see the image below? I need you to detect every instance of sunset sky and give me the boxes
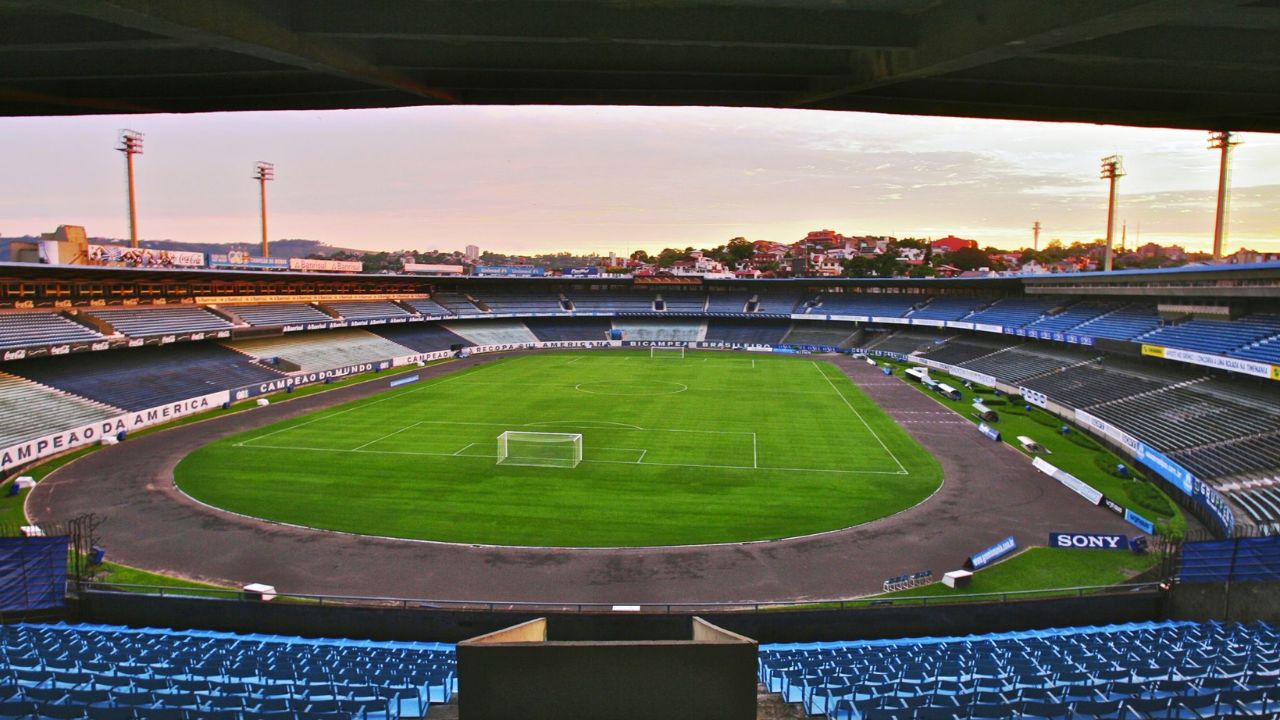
[2,105,1278,257]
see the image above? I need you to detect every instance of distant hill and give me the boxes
[0,237,362,262]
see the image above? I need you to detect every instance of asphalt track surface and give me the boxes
[28,352,1138,605]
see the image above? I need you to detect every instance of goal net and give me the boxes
[496,431,583,468]
[650,346,685,359]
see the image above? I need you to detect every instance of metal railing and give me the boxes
[77,580,1165,614]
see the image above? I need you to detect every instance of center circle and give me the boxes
[574,380,688,396]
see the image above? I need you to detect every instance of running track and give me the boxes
[28,352,1137,605]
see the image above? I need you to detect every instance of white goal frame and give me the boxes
[496,431,583,468]
[650,346,686,358]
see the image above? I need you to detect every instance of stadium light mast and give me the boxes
[117,130,144,248]
[1032,221,1041,252]
[1100,155,1125,272]
[254,161,275,257]
[1208,131,1240,260]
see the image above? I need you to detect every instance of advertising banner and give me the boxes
[1160,346,1274,380]
[391,351,454,367]
[0,390,229,472]
[1032,457,1104,505]
[475,266,545,277]
[88,244,205,268]
[563,267,601,277]
[1124,509,1155,534]
[287,258,364,273]
[403,263,465,275]
[1020,387,1048,408]
[967,536,1017,570]
[208,253,289,269]
[232,362,387,399]
[1050,532,1129,550]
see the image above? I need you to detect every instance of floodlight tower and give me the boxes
[254,161,275,257]
[1100,155,1125,272]
[1032,221,1041,252]
[1208,131,1240,260]
[117,130,144,248]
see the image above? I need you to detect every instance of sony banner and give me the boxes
[1050,532,1129,550]
[0,390,229,472]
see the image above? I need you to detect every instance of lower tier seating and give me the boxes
[779,322,859,348]
[611,319,704,342]
[369,324,474,353]
[225,330,416,373]
[0,622,455,720]
[4,344,284,411]
[0,373,122,449]
[523,317,614,342]
[440,320,538,345]
[760,621,1280,720]
[704,319,790,345]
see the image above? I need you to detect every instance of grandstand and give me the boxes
[779,321,859,349]
[704,318,790,346]
[657,292,707,313]
[1139,314,1280,357]
[5,344,283,411]
[369,323,474,353]
[86,307,233,337]
[906,296,987,322]
[705,291,753,314]
[1022,301,1115,334]
[959,345,1098,384]
[468,291,565,315]
[861,329,953,357]
[806,292,920,317]
[440,319,539,345]
[225,303,333,327]
[915,337,1017,367]
[753,292,806,315]
[0,313,102,350]
[225,329,415,372]
[323,300,412,321]
[611,318,705,342]
[963,296,1062,328]
[430,293,485,316]
[0,622,455,719]
[761,621,1280,720]
[522,317,613,342]
[400,297,453,316]
[567,290,656,313]
[1071,304,1162,341]
[0,372,121,448]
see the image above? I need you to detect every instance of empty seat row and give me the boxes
[0,313,103,350]
[86,308,233,337]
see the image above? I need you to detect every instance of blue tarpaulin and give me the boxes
[0,536,68,611]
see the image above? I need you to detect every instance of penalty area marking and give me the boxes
[812,361,908,475]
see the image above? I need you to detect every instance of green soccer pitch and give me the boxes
[174,351,943,547]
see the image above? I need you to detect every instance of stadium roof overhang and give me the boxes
[3,1,1279,131]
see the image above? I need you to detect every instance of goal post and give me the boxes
[650,346,685,359]
[496,431,583,468]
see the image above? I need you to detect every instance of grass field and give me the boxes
[176,351,942,547]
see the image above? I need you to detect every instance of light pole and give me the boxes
[118,130,144,248]
[1208,131,1240,260]
[1100,155,1125,272]
[254,161,275,257]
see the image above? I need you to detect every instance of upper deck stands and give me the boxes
[0,312,103,349]
[86,307,233,337]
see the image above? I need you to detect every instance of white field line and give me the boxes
[452,442,478,456]
[811,361,909,475]
[351,420,425,451]
[635,449,648,464]
[237,442,906,475]
[565,356,587,365]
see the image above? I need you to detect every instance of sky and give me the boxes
[2,105,1278,257]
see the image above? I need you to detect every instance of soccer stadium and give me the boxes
[2,3,1280,720]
